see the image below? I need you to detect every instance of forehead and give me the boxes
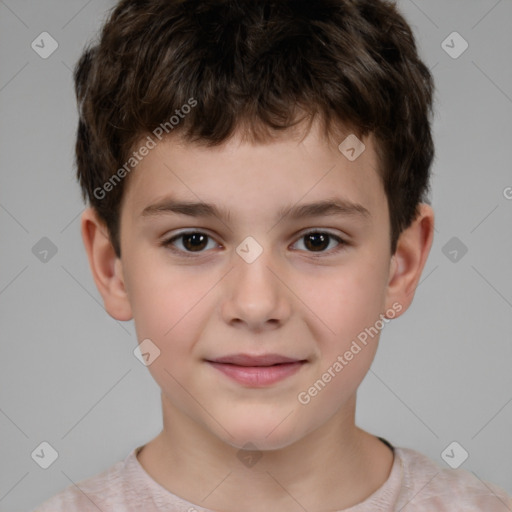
[121,121,386,224]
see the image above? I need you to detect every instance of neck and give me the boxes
[136,392,394,512]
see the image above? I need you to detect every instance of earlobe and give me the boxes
[80,208,133,321]
[384,203,435,317]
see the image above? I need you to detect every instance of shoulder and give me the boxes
[395,446,512,511]
[30,452,134,511]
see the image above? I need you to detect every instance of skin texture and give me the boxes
[81,120,434,511]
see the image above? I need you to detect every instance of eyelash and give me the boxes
[161,229,347,258]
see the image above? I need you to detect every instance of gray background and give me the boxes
[1,0,511,510]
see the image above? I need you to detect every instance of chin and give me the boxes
[214,414,306,452]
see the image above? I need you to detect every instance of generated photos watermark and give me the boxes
[93,97,198,200]
[297,301,403,405]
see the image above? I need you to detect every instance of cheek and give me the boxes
[124,253,212,341]
[294,267,386,416]
[125,258,215,390]
[294,259,388,350]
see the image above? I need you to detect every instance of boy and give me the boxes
[34,0,512,510]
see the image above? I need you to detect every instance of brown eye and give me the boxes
[304,232,330,252]
[293,230,346,255]
[161,229,346,258]
[181,233,208,251]
[162,231,218,255]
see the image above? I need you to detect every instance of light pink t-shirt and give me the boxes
[32,444,512,511]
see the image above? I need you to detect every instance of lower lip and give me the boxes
[207,361,304,386]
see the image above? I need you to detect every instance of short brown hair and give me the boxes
[74,0,435,256]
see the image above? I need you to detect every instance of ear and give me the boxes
[384,203,435,318]
[80,207,133,321]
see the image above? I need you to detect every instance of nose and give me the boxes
[221,245,292,331]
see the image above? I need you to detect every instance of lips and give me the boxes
[205,353,307,386]
[207,353,305,366]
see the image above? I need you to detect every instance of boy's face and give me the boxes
[85,121,433,450]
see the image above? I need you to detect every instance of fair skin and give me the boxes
[81,120,434,512]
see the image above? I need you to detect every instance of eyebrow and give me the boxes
[141,197,371,223]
